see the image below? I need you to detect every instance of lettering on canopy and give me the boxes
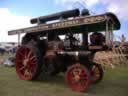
[8,15,105,35]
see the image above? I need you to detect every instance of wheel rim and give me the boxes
[15,46,38,80]
[91,64,102,84]
[65,64,90,92]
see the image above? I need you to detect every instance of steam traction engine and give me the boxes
[8,9,120,92]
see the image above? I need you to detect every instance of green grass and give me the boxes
[0,66,128,96]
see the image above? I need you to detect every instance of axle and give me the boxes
[57,51,91,57]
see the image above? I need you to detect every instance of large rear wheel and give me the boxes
[15,46,41,80]
[65,64,90,92]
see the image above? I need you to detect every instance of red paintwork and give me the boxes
[15,46,37,80]
[65,64,90,92]
[91,64,102,84]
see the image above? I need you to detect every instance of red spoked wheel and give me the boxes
[15,46,40,80]
[90,63,104,84]
[65,64,90,92]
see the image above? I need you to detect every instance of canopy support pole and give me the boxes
[18,33,20,46]
[110,24,114,47]
[105,20,109,45]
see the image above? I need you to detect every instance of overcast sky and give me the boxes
[0,0,127,42]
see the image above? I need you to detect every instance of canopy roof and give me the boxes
[8,12,120,35]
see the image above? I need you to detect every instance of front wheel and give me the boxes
[65,64,90,92]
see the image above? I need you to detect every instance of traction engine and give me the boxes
[8,8,120,92]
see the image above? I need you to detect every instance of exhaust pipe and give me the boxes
[30,9,80,24]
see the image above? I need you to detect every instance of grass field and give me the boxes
[0,65,128,96]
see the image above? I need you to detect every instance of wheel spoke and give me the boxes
[92,66,97,72]
[24,48,29,59]
[20,66,25,70]
[17,51,24,57]
[29,56,36,60]
[27,50,33,58]
[28,58,37,66]
[30,57,37,63]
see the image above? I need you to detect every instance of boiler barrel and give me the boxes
[30,9,80,24]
